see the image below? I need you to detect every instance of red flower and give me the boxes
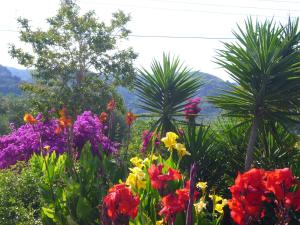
[107,99,116,111]
[265,168,293,200]
[125,112,137,126]
[229,168,300,225]
[103,183,139,221]
[159,193,184,223]
[148,164,182,190]
[159,180,199,223]
[99,112,108,123]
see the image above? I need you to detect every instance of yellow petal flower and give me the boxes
[209,194,227,214]
[175,143,191,158]
[126,167,146,190]
[130,156,144,168]
[156,219,164,225]
[161,132,178,151]
[142,154,158,165]
[194,199,206,214]
[196,181,207,191]
[43,145,51,151]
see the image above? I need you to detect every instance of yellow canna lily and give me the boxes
[209,194,227,214]
[175,143,191,158]
[196,181,207,191]
[126,167,146,190]
[130,157,144,168]
[194,198,206,214]
[161,132,178,151]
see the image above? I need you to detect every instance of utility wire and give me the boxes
[84,1,296,18]
[138,0,300,12]
[0,29,236,40]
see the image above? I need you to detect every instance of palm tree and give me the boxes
[210,18,300,171]
[135,54,202,134]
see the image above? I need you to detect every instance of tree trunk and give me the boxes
[244,117,259,171]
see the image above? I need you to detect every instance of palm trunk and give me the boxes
[244,117,259,171]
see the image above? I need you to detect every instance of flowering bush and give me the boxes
[101,131,227,225]
[229,168,300,225]
[184,97,201,120]
[0,111,119,168]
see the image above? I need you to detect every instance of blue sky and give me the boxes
[0,0,298,80]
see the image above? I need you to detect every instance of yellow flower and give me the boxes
[209,194,227,214]
[142,154,158,165]
[161,132,178,151]
[174,143,190,158]
[43,145,50,151]
[130,157,144,168]
[126,167,146,190]
[194,198,206,214]
[196,181,207,191]
[156,219,164,225]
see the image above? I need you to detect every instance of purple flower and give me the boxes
[140,130,160,153]
[0,111,120,169]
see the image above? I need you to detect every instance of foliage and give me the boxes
[9,0,137,114]
[0,161,42,225]
[30,143,123,225]
[135,54,202,134]
[0,94,29,134]
[210,18,300,170]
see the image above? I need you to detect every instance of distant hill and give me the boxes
[6,67,32,82]
[0,65,22,95]
[2,65,230,117]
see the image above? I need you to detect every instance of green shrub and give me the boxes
[0,162,42,225]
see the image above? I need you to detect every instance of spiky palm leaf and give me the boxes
[210,18,300,170]
[135,54,202,134]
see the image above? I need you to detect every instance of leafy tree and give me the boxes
[9,0,137,114]
[135,54,202,134]
[210,18,300,170]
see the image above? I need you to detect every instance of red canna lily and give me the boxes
[148,164,182,190]
[107,99,116,111]
[125,112,137,126]
[99,112,108,123]
[103,183,139,222]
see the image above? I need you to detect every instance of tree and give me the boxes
[210,18,300,171]
[9,0,137,114]
[135,54,202,134]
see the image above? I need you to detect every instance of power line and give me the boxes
[140,0,300,12]
[0,29,236,40]
[129,34,236,40]
[84,1,296,18]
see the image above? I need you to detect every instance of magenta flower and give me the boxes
[140,130,160,153]
[184,97,201,119]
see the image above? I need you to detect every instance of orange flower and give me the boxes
[99,112,108,123]
[23,113,37,124]
[125,112,137,125]
[55,108,72,134]
[107,99,116,111]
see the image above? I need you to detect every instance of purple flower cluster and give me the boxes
[140,130,160,153]
[73,111,119,155]
[0,111,119,169]
[184,97,201,119]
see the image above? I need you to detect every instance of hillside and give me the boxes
[0,65,22,95]
[2,66,230,117]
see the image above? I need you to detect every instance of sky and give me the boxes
[0,0,299,81]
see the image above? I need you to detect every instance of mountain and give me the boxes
[0,65,22,95]
[6,67,32,82]
[2,65,230,117]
